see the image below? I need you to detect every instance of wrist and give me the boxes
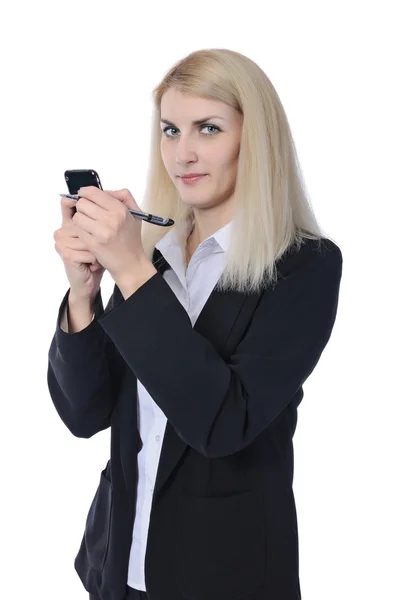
[67,292,97,333]
[68,290,98,311]
[115,260,157,299]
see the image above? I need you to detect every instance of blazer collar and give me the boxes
[119,224,298,504]
[148,223,261,500]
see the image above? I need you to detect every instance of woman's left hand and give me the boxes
[72,186,149,284]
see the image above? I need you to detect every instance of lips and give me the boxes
[179,173,206,178]
[179,174,207,183]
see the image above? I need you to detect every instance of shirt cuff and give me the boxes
[59,300,96,333]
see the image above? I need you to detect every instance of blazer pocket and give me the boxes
[84,464,113,572]
[176,490,266,600]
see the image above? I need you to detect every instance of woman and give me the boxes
[48,48,343,600]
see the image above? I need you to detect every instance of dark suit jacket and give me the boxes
[47,236,343,600]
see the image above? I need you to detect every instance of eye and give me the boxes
[162,124,221,137]
[162,126,178,137]
[202,125,220,135]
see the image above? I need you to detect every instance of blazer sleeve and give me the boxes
[98,242,343,458]
[47,286,121,438]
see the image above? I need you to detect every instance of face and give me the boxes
[160,88,243,213]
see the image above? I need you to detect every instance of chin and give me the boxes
[182,197,216,210]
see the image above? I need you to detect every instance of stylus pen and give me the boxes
[59,193,174,227]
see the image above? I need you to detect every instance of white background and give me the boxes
[1,1,396,598]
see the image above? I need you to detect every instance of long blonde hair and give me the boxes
[140,48,331,294]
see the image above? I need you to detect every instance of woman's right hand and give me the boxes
[53,197,105,300]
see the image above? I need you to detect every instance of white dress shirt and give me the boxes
[127,220,232,591]
[58,219,232,590]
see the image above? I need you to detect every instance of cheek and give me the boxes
[160,144,172,174]
[215,157,237,179]
[210,143,238,171]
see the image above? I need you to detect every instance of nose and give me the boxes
[175,135,197,166]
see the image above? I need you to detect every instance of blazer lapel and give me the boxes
[149,247,261,499]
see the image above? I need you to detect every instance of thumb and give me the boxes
[104,188,140,211]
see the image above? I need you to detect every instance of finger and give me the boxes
[59,248,98,265]
[72,211,98,236]
[104,188,129,201]
[78,186,118,211]
[53,225,86,246]
[64,236,93,251]
[104,188,139,211]
[61,196,78,226]
[75,197,105,221]
[63,223,80,238]
[103,189,121,199]
[89,262,104,272]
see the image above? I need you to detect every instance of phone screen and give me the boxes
[64,169,103,195]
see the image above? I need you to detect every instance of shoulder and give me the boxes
[277,236,342,280]
[278,238,343,266]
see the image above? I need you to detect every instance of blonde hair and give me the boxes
[140,48,332,294]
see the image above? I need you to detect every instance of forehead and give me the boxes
[160,88,233,120]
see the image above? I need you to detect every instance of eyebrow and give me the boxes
[160,116,225,126]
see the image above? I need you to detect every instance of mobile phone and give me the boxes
[60,169,175,227]
[64,169,103,195]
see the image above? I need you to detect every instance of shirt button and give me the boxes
[155,435,160,442]
[150,488,154,494]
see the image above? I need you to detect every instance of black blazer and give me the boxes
[47,236,343,600]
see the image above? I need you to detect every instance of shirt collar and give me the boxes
[155,219,232,255]
[154,219,232,284]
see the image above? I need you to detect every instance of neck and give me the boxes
[188,198,235,247]
[185,217,232,269]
